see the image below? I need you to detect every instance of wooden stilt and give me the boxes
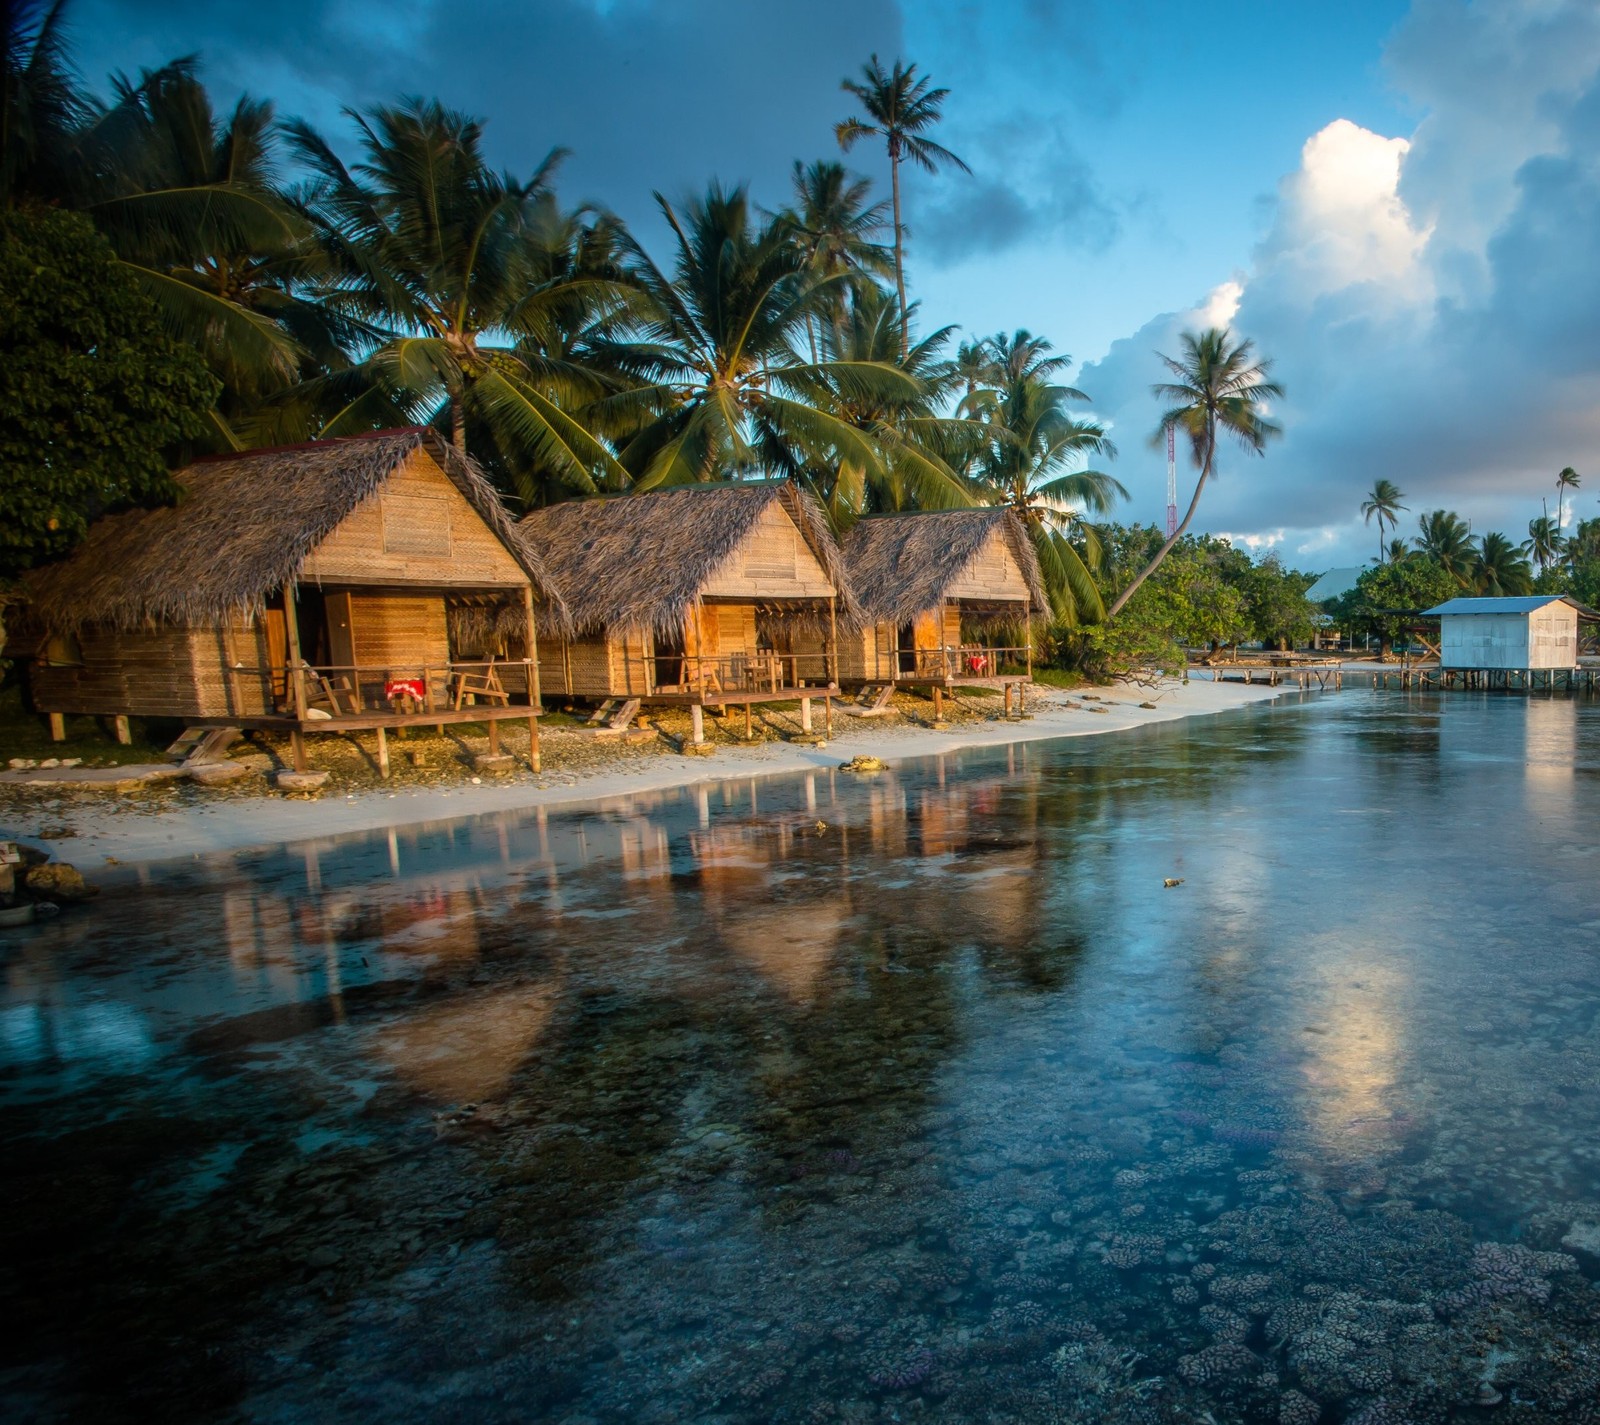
[1018,682,1026,714]
[112,714,131,745]
[489,719,501,756]
[1004,684,1013,718]
[824,696,832,738]
[744,702,753,740]
[800,696,813,733]
[691,704,705,745]
[376,725,389,779]
[933,685,943,720]
[281,580,308,722]
[528,716,541,772]
[47,712,65,742]
[291,730,308,773]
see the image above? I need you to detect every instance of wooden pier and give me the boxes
[1364,663,1600,692]
[1196,655,1344,690]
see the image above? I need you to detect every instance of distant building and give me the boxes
[1422,595,1593,670]
[1305,566,1364,603]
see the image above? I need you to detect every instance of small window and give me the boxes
[382,495,452,556]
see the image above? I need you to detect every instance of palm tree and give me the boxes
[1556,466,1581,530]
[1105,327,1283,619]
[596,182,921,491]
[288,99,628,496]
[799,283,973,521]
[836,55,968,358]
[80,64,352,439]
[1385,537,1411,565]
[783,159,892,359]
[964,336,1127,623]
[1473,530,1534,595]
[1360,479,1407,563]
[1,0,85,207]
[1415,509,1475,586]
[1524,511,1561,574]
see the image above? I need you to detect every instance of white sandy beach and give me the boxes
[3,677,1288,867]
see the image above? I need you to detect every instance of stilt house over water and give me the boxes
[24,428,564,773]
[518,480,856,743]
[842,507,1046,716]
[1423,595,1594,674]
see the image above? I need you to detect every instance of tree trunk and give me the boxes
[1106,434,1214,620]
[451,392,467,454]
[890,144,908,362]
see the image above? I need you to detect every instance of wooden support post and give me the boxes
[744,702,753,740]
[112,715,131,745]
[824,695,832,738]
[281,580,308,722]
[376,725,389,779]
[827,595,839,687]
[528,716,541,773]
[1025,600,1034,682]
[1004,684,1013,719]
[1018,682,1026,715]
[489,718,501,756]
[47,712,65,742]
[291,730,308,774]
[932,685,943,721]
[800,697,813,733]
[522,584,543,712]
[690,704,705,745]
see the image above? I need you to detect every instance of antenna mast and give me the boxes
[1165,423,1178,538]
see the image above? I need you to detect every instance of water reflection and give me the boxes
[5,694,1600,1422]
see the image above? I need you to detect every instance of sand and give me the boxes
[0,677,1288,868]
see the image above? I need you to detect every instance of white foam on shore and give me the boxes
[6,678,1288,868]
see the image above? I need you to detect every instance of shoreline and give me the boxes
[1,678,1288,869]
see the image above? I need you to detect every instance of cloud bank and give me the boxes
[1079,0,1600,568]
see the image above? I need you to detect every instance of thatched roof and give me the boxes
[844,508,1047,627]
[26,428,566,634]
[518,481,857,638]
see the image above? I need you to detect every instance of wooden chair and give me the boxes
[452,657,510,711]
[299,662,357,717]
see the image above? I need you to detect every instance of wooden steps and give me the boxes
[574,698,643,738]
[842,684,895,717]
[166,726,241,765]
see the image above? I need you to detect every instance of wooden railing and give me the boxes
[633,651,836,696]
[233,660,539,719]
[892,644,1032,680]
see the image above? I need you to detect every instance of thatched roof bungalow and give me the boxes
[517,481,854,738]
[25,428,561,771]
[841,507,1045,692]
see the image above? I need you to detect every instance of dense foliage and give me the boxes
[0,206,217,577]
[1066,525,1317,675]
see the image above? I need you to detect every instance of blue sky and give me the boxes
[73,0,1600,569]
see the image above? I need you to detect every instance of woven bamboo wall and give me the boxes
[701,503,835,600]
[300,449,528,590]
[946,528,1031,604]
[32,616,280,719]
[347,593,449,674]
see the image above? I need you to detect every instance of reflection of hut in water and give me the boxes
[689,820,853,1004]
[24,428,563,772]
[841,508,1046,714]
[518,481,857,743]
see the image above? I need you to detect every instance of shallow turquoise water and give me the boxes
[4,693,1600,1422]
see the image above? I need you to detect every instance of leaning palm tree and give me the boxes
[1556,466,1581,530]
[1415,509,1475,586]
[836,55,969,358]
[1473,530,1534,595]
[1360,479,1407,563]
[1385,537,1411,565]
[1524,512,1561,574]
[784,159,892,358]
[594,182,922,491]
[287,98,628,497]
[966,354,1126,623]
[1105,327,1283,619]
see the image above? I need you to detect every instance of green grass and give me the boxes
[1028,667,1091,691]
[0,683,177,766]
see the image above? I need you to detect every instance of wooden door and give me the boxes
[325,591,356,673]
[262,608,289,700]
[687,603,721,689]
[913,610,943,677]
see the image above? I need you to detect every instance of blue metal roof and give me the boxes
[1423,595,1578,616]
